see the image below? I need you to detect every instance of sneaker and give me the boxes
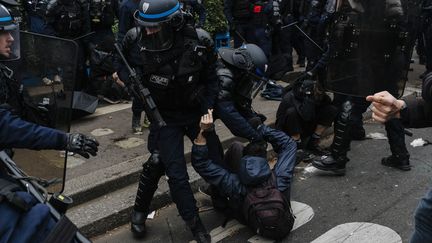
[312,155,348,175]
[132,114,142,134]
[381,155,411,171]
[142,115,151,128]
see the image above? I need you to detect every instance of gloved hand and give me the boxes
[66,133,99,159]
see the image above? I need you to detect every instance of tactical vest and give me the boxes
[325,0,413,97]
[25,0,50,18]
[47,0,85,38]
[0,64,22,113]
[232,0,253,20]
[136,25,210,112]
[89,0,115,29]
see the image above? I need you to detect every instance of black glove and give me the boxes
[66,133,99,159]
[248,117,263,130]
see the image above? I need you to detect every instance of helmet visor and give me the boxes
[0,26,19,61]
[140,23,173,51]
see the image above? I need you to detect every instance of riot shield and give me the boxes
[323,0,421,98]
[13,31,78,193]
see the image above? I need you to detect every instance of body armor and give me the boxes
[89,0,115,29]
[123,25,210,113]
[324,0,421,98]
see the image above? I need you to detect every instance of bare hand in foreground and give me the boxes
[200,109,214,132]
[366,91,406,123]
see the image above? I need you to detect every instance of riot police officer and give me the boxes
[180,0,206,28]
[117,0,139,42]
[88,0,118,43]
[310,0,416,174]
[116,0,218,242]
[215,43,268,143]
[223,0,277,57]
[24,0,91,39]
[0,5,98,241]
[420,0,432,77]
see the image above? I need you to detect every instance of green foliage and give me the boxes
[203,0,228,35]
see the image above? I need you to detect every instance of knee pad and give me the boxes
[142,151,164,179]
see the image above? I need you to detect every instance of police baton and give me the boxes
[280,21,325,52]
[234,30,247,45]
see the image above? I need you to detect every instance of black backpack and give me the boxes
[243,173,295,240]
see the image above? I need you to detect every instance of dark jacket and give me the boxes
[401,95,432,128]
[116,25,218,124]
[117,0,139,42]
[0,108,67,150]
[191,125,296,201]
[215,61,262,141]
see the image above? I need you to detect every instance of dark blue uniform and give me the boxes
[215,60,263,142]
[180,0,207,28]
[0,108,67,150]
[117,0,139,42]
[0,108,68,243]
[223,0,274,57]
[117,24,218,221]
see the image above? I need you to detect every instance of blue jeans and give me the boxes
[411,188,432,242]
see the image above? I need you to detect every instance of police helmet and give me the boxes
[0,4,19,60]
[196,28,214,49]
[133,0,183,51]
[218,44,268,77]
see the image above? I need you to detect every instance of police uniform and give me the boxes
[24,0,91,38]
[89,0,119,44]
[215,44,267,142]
[311,0,417,174]
[117,0,139,42]
[116,1,217,241]
[223,0,275,57]
[0,5,98,242]
[420,0,432,74]
[180,0,206,28]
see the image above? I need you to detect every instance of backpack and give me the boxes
[243,173,295,240]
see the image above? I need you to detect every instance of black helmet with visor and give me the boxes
[133,0,184,51]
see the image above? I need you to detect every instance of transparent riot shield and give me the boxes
[13,31,78,193]
[324,0,421,98]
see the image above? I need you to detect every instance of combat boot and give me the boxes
[131,152,164,238]
[187,216,211,243]
[131,210,147,238]
[312,154,348,175]
[384,119,411,171]
[312,100,353,175]
[382,154,411,171]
